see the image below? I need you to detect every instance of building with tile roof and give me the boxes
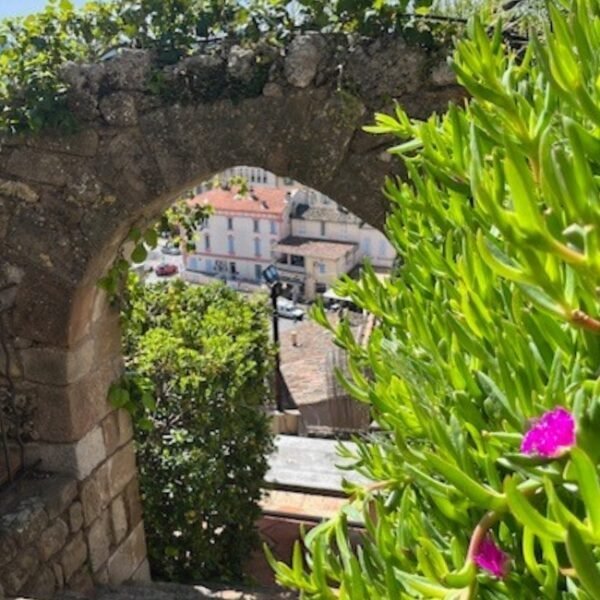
[184,186,296,283]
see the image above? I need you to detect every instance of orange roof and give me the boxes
[188,186,293,216]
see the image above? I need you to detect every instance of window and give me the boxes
[228,235,235,254]
[255,264,263,281]
[204,234,210,252]
[320,221,326,237]
[250,169,256,183]
[262,173,268,183]
[291,255,305,268]
[227,217,233,230]
[253,219,260,233]
[254,238,261,257]
[318,263,326,274]
[270,221,277,235]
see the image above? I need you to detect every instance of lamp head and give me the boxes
[262,264,280,286]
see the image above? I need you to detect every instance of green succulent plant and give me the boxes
[269,1,600,598]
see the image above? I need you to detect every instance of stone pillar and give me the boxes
[1,275,150,588]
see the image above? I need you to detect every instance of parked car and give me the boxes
[161,243,181,255]
[276,298,304,320]
[155,263,178,277]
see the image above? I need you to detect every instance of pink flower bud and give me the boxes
[474,536,510,579]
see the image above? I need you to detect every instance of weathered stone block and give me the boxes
[227,45,255,83]
[80,461,110,526]
[284,34,327,88]
[20,337,95,386]
[87,508,111,572]
[66,566,95,596]
[20,565,56,600]
[25,425,107,480]
[60,531,88,583]
[43,477,78,520]
[28,360,116,444]
[0,546,39,595]
[69,502,84,533]
[93,564,109,584]
[106,522,147,585]
[25,129,99,158]
[130,557,151,583]
[110,495,128,545]
[100,92,138,127]
[0,533,17,568]
[102,409,134,456]
[6,148,67,187]
[0,498,48,548]
[12,270,76,347]
[38,518,69,561]
[431,61,455,87]
[52,562,64,589]
[107,442,137,499]
[123,478,143,528]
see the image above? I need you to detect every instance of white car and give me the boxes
[276,298,304,320]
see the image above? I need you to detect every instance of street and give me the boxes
[140,241,309,337]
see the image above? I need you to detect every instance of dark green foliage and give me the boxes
[113,277,275,581]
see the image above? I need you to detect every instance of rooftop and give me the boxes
[189,186,296,216]
[274,236,356,260]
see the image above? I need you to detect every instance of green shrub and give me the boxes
[113,278,274,581]
[270,1,600,598]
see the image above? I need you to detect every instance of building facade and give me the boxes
[290,201,395,269]
[187,167,395,297]
[185,186,294,282]
[273,236,359,300]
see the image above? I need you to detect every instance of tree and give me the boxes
[270,1,600,597]
[112,277,275,581]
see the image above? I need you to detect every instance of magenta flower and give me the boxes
[520,407,575,458]
[474,536,510,579]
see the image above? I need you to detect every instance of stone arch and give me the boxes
[0,32,461,588]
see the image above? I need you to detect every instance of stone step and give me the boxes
[56,582,297,600]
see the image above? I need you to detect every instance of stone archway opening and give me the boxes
[125,165,389,586]
[0,31,461,595]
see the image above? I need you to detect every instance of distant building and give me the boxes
[273,236,359,300]
[185,186,294,282]
[188,167,395,295]
[290,201,395,269]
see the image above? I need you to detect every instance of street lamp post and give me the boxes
[262,264,283,412]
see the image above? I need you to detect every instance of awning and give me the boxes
[322,288,352,302]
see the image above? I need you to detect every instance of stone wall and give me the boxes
[0,422,148,598]
[0,31,462,589]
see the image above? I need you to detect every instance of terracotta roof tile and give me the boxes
[188,186,295,216]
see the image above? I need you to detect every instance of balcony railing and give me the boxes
[275,260,305,273]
